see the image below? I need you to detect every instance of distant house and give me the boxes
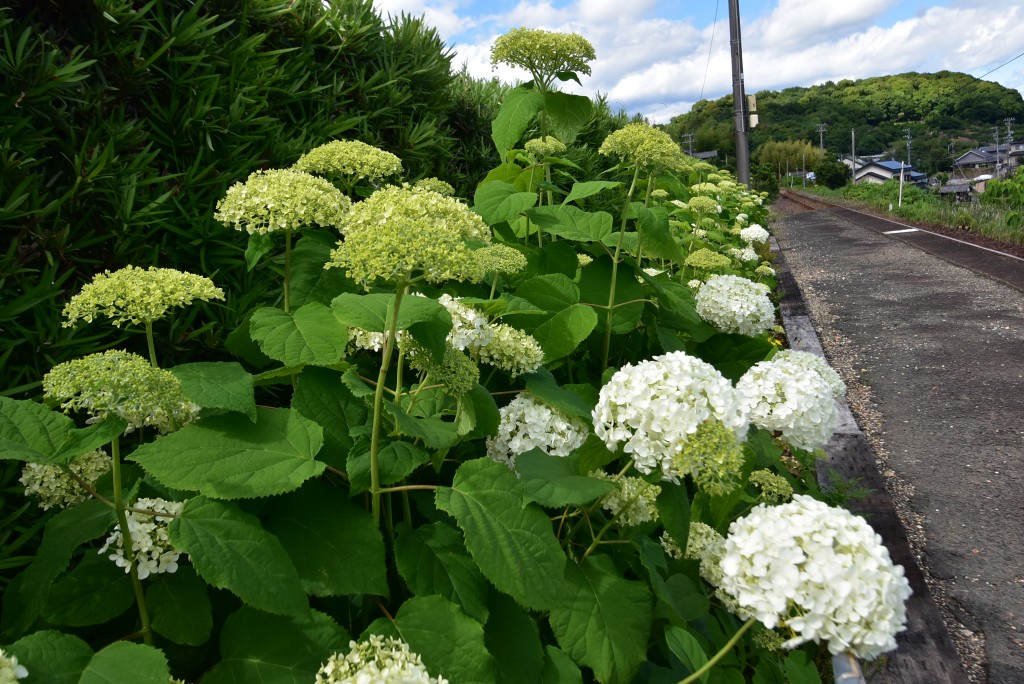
[686,150,718,161]
[954,144,1014,177]
[1009,138,1024,174]
[937,183,972,203]
[853,160,927,186]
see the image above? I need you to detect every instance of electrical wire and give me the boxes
[698,0,720,103]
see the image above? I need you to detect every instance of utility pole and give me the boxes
[680,132,695,155]
[905,128,912,166]
[728,0,750,186]
[851,128,857,175]
[994,126,1001,175]
[816,123,827,150]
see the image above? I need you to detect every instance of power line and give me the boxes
[698,0,720,103]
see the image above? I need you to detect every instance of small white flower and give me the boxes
[316,635,447,684]
[695,274,775,337]
[20,449,110,510]
[590,471,661,526]
[437,294,493,351]
[773,349,846,398]
[740,224,770,244]
[0,648,28,682]
[99,498,185,580]
[466,323,544,377]
[487,394,588,468]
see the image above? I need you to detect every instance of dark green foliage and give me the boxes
[0,0,457,396]
[812,158,851,189]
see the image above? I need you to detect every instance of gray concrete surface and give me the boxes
[772,209,1024,683]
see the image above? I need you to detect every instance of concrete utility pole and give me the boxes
[851,128,857,171]
[728,0,750,186]
[680,132,695,155]
[994,126,1001,175]
[816,122,827,150]
[905,128,912,166]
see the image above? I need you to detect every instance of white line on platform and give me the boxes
[883,228,920,234]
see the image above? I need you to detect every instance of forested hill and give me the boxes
[662,71,1024,174]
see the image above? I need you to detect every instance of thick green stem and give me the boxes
[601,165,642,368]
[144,321,158,368]
[111,438,153,645]
[369,285,407,523]
[283,229,293,314]
[679,618,757,684]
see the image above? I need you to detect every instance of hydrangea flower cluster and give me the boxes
[413,177,456,196]
[687,195,720,215]
[748,469,794,502]
[486,393,588,468]
[773,349,847,398]
[736,355,840,451]
[327,185,491,284]
[437,294,492,350]
[695,274,775,337]
[755,264,776,278]
[599,123,683,172]
[20,449,110,510]
[689,182,720,196]
[740,224,770,244]
[407,344,480,398]
[490,28,595,90]
[316,635,447,684]
[474,244,528,276]
[292,139,402,184]
[670,419,745,495]
[62,266,224,328]
[44,350,200,433]
[684,248,731,272]
[525,136,567,159]
[717,495,912,659]
[99,497,185,580]
[590,471,661,527]
[592,351,748,485]
[0,648,27,682]
[465,322,544,377]
[214,169,350,234]
[727,246,759,263]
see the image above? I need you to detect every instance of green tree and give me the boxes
[813,158,851,189]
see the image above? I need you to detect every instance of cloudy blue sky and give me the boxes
[371,0,1024,123]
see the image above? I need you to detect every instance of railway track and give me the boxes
[777,189,1024,292]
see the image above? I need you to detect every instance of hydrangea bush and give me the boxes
[0,25,907,684]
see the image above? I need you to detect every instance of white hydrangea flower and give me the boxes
[486,394,588,468]
[695,274,775,337]
[773,349,846,398]
[20,449,110,510]
[316,635,447,684]
[736,356,839,451]
[466,323,544,377]
[99,498,185,580]
[687,279,703,290]
[592,351,748,484]
[437,294,493,351]
[590,471,661,526]
[692,228,708,239]
[0,648,28,682]
[740,224,770,244]
[717,495,912,660]
[728,246,759,263]
[755,264,776,278]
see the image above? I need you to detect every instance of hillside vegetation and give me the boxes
[663,71,1024,174]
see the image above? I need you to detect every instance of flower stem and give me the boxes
[678,618,757,684]
[283,229,293,314]
[369,285,406,523]
[144,321,158,368]
[601,165,641,368]
[111,437,153,645]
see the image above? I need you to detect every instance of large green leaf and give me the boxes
[634,203,685,264]
[42,554,134,626]
[146,566,213,646]
[541,645,584,684]
[517,450,615,508]
[130,407,324,499]
[530,304,598,361]
[51,417,128,466]
[435,458,569,611]
[289,231,353,307]
[250,303,348,367]
[656,481,691,553]
[543,91,593,144]
[492,86,545,159]
[292,367,368,470]
[636,537,708,623]
[651,280,717,342]
[0,395,73,464]
[394,595,494,684]
[6,630,93,684]
[693,333,776,382]
[331,292,452,361]
[523,369,594,421]
[516,274,580,313]
[78,642,170,684]
[347,438,430,495]
[665,625,710,683]
[578,254,646,335]
[384,401,460,450]
[168,497,309,618]
[485,592,544,684]
[1,500,114,638]
[203,607,346,684]
[395,522,491,623]
[562,180,621,206]
[473,181,538,226]
[171,361,256,422]
[526,205,613,243]
[549,556,652,684]
[264,479,388,597]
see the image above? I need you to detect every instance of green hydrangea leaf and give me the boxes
[578,255,646,334]
[458,383,500,441]
[473,181,538,226]
[289,231,356,307]
[245,232,275,271]
[530,304,598,361]
[203,607,347,684]
[549,556,652,684]
[1,499,115,637]
[491,85,545,159]
[42,554,134,626]
[78,641,170,684]
[516,274,579,313]
[0,396,73,465]
[130,407,324,499]
[292,367,368,470]
[393,595,494,684]
[526,205,613,243]
[541,645,583,684]
[250,303,348,367]
[517,450,615,508]
[145,566,213,646]
[168,496,309,618]
[665,625,710,683]
[636,537,708,623]
[331,293,452,361]
[656,481,691,553]
[6,630,93,684]
[264,479,388,597]
[51,416,129,466]
[435,458,569,611]
[693,333,776,382]
[633,203,685,264]
[562,181,621,206]
[394,522,490,623]
[171,361,257,422]
[384,401,460,450]
[347,439,430,496]
[543,91,592,145]
[650,280,717,342]
[532,240,581,278]
[784,650,823,684]
[485,592,544,684]
[523,368,594,421]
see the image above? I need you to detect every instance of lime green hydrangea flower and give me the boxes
[62,266,224,328]
[591,471,661,527]
[44,350,199,433]
[490,27,595,90]
[413,177,456,196]
[525,136,567,159]
[326,185,492,285]
[475,243,528,275]
[293,140,403,185]
[20,448,111,510]
[408,344,480,398]
[599,123,684,172]
[749,468,794,502]
[687,195,720,215]
[690,182,720,196]
[214,169,350,235]
[670,419,745,495]
[684,248,732,271]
